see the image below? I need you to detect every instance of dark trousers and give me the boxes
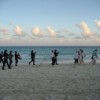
[29,58,35,65]
[0,59,3,64]
[52,57,56,65]
[15,59,18,66]
[74,59,78,64]
[2,59,10,69]
[55,57,58,65]
[9,59,13,67]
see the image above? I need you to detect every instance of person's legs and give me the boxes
[2,59,6,70]
[9,59,11,67]
[93,60,96,65]
[29,60,32,65]
[6,60,10,69]
[55,57,58,65]
[52,57,55,65]
[74,59,76,64]
[33,58,35,65]
[51,57,53,65]
[15,59,18,66]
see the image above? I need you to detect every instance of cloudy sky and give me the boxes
[0,0,100,46]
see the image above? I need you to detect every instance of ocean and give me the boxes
[0,46,100,64]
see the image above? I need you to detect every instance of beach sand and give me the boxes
[0,63,100,100]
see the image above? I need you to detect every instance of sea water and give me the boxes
[0,46,100,64]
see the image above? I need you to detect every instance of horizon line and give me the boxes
[0,45,100,47]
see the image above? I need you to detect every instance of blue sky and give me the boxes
[0,0,100,46]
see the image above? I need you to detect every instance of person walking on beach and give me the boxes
[29,50,36,65]
[54,50,59,65]
[2,50,10,70]
[9,51,14,68]
[74,51,79,64]
[90,49,98,65]
[78,49,85,64]
[0,51,3,65]
[15,51,21,66]
[51,50,55,65]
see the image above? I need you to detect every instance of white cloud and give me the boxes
[95,19,100,28]
[13,26,26,36]
[31,27,43,37]
[0,28,9,35]
[77,22,94,38]
[47,26,56,37]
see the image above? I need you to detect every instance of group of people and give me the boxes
[0,50,21,70]
[74,49,98,65]
[0,49,98,70]
[74,49,85,64]
[28,49,59,66]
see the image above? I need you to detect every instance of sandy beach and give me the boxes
[0,63,100,100]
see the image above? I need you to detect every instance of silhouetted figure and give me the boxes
[15,51,21,66]
[51,50,55,65]
[54,50,59,65]
[0,51,3,64]
[90,49,98,65]
[9,51,14,68]
[2,50,10,70]
[29,50,36,65]
[74,51,79,64]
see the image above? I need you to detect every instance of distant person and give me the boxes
[51,50,55,65]
[9,51,14,68]
[90,49,98,65]
[2,50,10,70]
[74,51,79,64]
[0,51,3,64]
[15,51,21,66]
[78,49,85,64]
[29,50,36,65]
[54,50,59,65]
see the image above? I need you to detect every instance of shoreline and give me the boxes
[9,59,100,65]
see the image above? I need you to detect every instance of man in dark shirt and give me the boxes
[9,51,14,68]
[2,50,10,70]
[54,50,59,65]
[0,51,3,64]
[29,50,36,65]
[15,51,19,66]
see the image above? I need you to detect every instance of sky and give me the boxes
[0,0,100,46]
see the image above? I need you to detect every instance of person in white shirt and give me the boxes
[78,49,85,65]
[74,51,79,64]
[51,50,55,65]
